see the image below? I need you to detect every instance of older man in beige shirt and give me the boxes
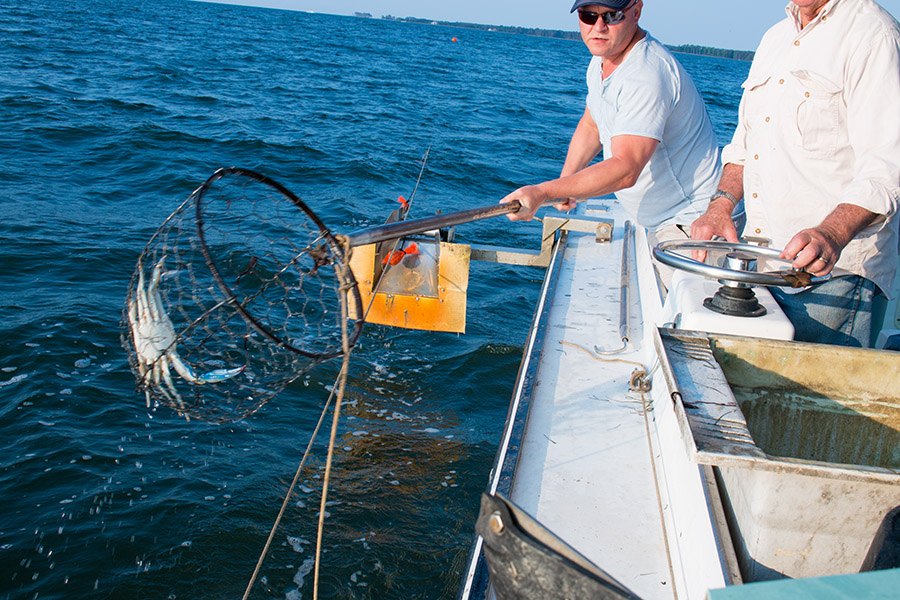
[691,0,900,347]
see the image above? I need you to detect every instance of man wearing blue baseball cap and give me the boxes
[502,0,727,262]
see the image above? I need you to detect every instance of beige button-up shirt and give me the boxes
[722,0,900,295]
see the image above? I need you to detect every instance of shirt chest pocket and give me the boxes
[790,70,844,157]
[740,74,771,132]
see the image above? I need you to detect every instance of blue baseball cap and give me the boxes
[570,0,631,12]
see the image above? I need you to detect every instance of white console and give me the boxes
[663,270,795,341]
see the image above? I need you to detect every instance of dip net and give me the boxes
[121,167,364,423]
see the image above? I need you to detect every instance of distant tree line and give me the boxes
[375,15,754,61]
[666,44,755,62]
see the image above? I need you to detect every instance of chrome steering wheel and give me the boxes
[652,240,831,288]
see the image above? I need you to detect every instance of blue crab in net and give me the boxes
[127,257,244,413]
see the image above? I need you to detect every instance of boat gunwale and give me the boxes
[457,229,570,600]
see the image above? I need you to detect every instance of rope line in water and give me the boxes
[243,232,403,599]
[242,147,431,596]
[240,372,339,600]
[313,236,355,598]
[242,235,357,600]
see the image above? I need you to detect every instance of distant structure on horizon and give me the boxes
[354,12,372,18]
[367,14,754,61]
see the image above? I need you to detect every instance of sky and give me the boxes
[196,0,900,51]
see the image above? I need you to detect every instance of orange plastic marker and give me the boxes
[383,249,405,266]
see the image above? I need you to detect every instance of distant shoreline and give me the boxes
[354,13,755,62]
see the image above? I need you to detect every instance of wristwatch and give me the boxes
[711,190,740,207]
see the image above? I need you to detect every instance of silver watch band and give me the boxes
[711,190,740,207]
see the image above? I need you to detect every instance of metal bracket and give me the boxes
[469,213,616,267]
[542,214,615,243]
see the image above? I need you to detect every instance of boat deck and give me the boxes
[463,199,900,600]
[509,203,674,600]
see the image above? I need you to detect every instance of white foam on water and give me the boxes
[286,536,309,553]
[0,373,28,387]
[286,558,315,597]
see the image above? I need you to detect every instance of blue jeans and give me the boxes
[770,275,879,347]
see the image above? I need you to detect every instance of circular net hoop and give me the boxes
[121,167,365,423]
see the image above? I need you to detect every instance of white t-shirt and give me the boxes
[585,33,722,230]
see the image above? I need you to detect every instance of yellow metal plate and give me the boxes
[348,241,470,333]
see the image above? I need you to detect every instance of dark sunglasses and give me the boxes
[578,2,635,27]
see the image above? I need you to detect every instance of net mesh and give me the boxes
[121,168,363,423]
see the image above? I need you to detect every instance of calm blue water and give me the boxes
[0,1,749,598]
